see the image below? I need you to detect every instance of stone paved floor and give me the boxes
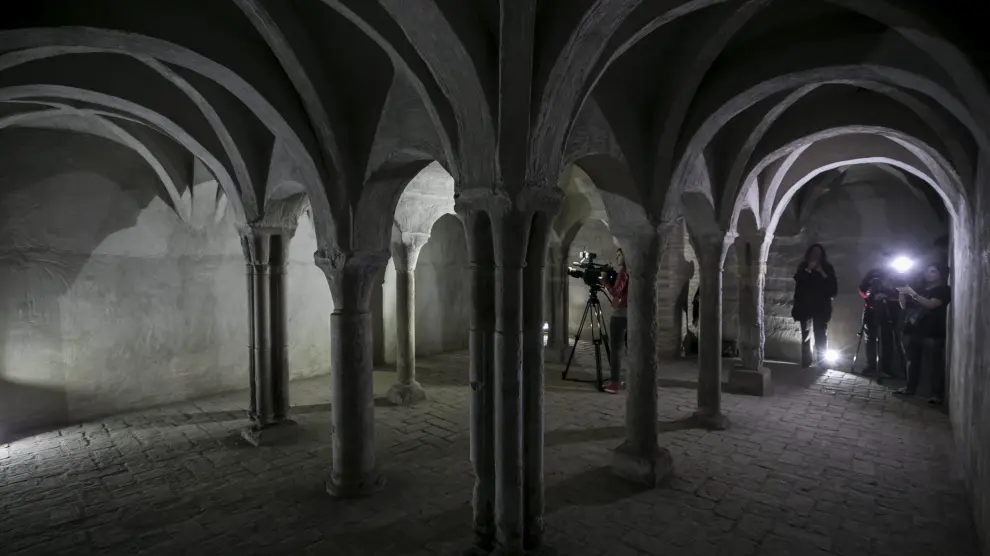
[1,345,980,555]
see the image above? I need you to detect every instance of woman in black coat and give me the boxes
[791,243,838,368]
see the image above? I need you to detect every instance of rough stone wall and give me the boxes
[566,219,615,339]
[952,157,990,552]
[0,130,333,436]
[381,214,470,362]
[763,178,946,362]
[656,218,690,358]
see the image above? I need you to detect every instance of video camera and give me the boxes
[567,251,617,290]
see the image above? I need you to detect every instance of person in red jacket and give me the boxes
[603,248,628,394]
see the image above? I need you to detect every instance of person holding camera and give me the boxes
[894,263,951,404]
[858,268,900,377]
[603,248,628,394]
[791,243,838,368]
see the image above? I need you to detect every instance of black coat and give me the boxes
[791,261,838,322]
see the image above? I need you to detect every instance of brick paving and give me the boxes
[1,344,980,555]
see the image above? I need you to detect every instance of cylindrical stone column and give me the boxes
[494,248,525,552]
[387,233,429,405]
[695,238,729,429]
[271,233,291,420]
[457,205,497,552]
[610,230,674,487]
[522,210,555,551]
[317,250,389,497]
[556,251,571,363]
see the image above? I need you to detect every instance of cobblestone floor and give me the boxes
[1,345,980,555]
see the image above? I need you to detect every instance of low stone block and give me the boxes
[727,366,773,397]
[385,381,428,406]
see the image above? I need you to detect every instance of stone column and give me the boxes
[520,193,560,552]
[556,250,571,362]
[491,208,528,554]
[386,232,430,405]
[694,236,730,430]
[728,234,772,396]
[240,226,297,446]
[457,202,497,552]
[316,249,390,497]
[610,229,675,487]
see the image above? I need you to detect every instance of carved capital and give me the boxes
[514,186,564,219]
[392,232,431,272]
[241,224,293,271]
[453,188,512,220]
[315,249,390,313]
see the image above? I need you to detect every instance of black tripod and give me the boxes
[850,301,892,384]
[561,286,611,392]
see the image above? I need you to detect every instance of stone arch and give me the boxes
[571,154,651,235]
[728,128,967,238]
[340,1,496,187]
[0,86,247,227]
[720,84,975,228]
[758,131,965,231]
[0,107,191,222]
[672,66,987,213]
[0,28,338,252]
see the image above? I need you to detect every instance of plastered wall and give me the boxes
[0,130,332,438]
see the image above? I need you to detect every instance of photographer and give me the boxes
[791,243,838,368]
[858,268,900,377]
[894,263,951,404]
[602,248,628,394]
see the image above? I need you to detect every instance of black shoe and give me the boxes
[927,396,943,405]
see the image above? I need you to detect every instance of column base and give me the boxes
[692,410,730,431]
[239,419,298,447]
[326,471,387,498]
[385,381,427,406]
[609,440,674,488]
[727,365,772,397]
[463,545,557,556]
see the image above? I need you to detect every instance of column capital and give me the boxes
[392,232,431,272]
[315,248,390,313]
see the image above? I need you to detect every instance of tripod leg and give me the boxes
[563,299,592,379]
[593,302,611,362]
[590,317,605,391]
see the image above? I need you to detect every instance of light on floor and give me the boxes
[543,322,549,347]
[824,349,840,366]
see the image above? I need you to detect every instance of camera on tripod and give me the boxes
[567,251,617,289]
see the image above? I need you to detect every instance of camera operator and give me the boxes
[602,248,628,394]
[857,268,900,377]
[893,262,951,405]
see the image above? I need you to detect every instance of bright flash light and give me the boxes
[542,322,550,332]
[823,349,840,365]
[890,256,914,274]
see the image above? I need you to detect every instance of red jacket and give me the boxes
[606,267,629,308]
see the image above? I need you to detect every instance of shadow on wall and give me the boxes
[0,129,332,440]
[568,219,615,340]
[763,177,946,362]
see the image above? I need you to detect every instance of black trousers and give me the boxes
[864,310,895,375]
[608,314,628,383]
[903,335,946,397]
[800,317,828,368]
